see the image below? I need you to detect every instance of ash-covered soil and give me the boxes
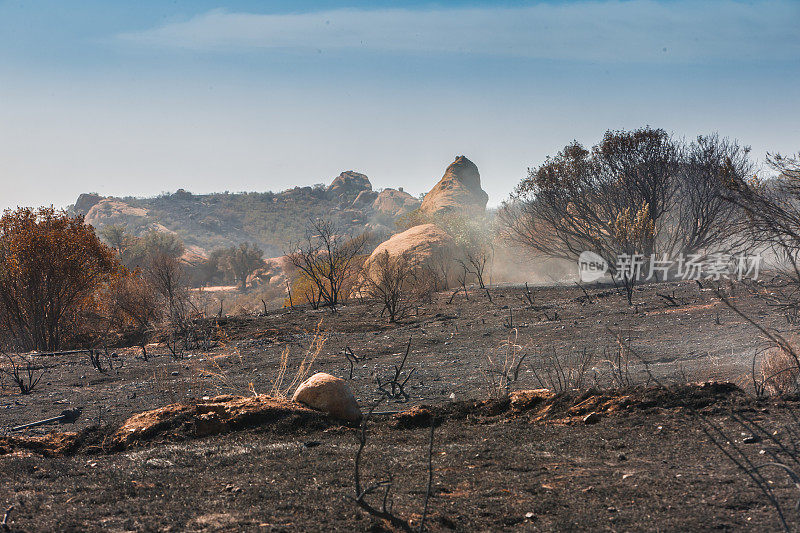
[1,280,797,531]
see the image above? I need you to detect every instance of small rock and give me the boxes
[524,512,535,520]
[743,435,761,444]
[292,372,362,422]
[583,412,601,425]
[145,458,174,469]
[617,453,627,461]
[171,371,179,376]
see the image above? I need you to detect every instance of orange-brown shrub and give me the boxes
[760,348,800,396]
[0,207,120,351]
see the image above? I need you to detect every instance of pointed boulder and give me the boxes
[419,156,488,216]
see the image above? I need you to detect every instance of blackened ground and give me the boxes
[0,280,778,435]
[0,280,796,531]
[2,401,800,531]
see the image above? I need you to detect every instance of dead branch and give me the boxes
[574,281,593,303]
[353,399,437,533]
[419,418,435,533]
[344,346,364,380]
[656,291,680,307]
[0,352,46,394]
[503,307,513,329]
[353,399,414,532]
[517,282,535,307]
[1,506,12,532]
[376,337,415,402]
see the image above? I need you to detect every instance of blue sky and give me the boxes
[0,0,798,211]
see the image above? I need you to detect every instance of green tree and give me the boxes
[98,224,130,256]
[224,242,264,291]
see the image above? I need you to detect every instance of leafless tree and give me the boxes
[284,278,293,308]
[457,248,490,290]
[500,128,752,304]
[425,248,455,291]
[287,219,367,311]
[103,270,161,360]
[364,250,417,322]
[144,251,189,324]
[450,216,494,290]
[723,152,800,317]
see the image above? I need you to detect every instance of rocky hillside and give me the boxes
[70,172,421,258]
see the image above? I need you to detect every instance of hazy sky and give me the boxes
[1,0,798,211]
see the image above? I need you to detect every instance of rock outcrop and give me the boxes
[372,188,420,218]
[419,156,488,217]
[351,189,379,208]
[327,171,372,201]
[74,193,103,216]
[71,168,422,259]
[84,198,149,228]
[363,223,457,284]
[249,255,295,289]
[292,373,362,422]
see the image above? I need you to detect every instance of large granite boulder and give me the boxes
[363,223,457,285]
[419,156,488,216]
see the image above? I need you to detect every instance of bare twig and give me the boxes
[1,506,12,532]
[503,307,513,329]
[575,281,593,303]
[0,352,46,395]
[344,346,363,380]
[353,399,414,532]
[419,417,435,533]
[376,337,415,402]
[657,291,680,307]
[518,282,535,306]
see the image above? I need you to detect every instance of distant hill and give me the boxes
[70,172,421,258]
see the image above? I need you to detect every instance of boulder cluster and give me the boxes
[363,155,488,282]
[326,170,421,219]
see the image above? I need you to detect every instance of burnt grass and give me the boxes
[2,280,800,531]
